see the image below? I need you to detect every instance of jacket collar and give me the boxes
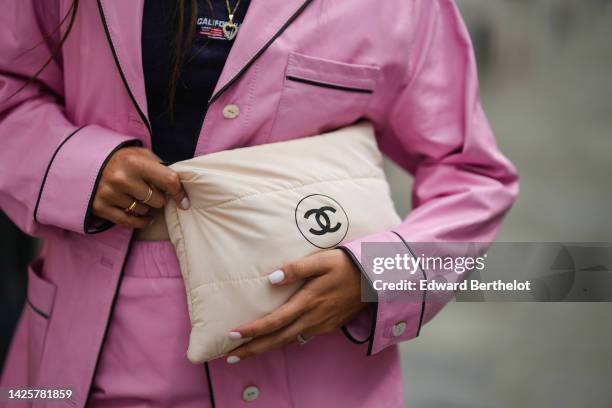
[209,0,314,103]
[97,0,314,130]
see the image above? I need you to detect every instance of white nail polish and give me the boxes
[226,355,240,364]
[267,270,285,284]
[180,197,190,210]
[228,331,242,340]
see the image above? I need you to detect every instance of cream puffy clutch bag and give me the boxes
[164,121,401,363]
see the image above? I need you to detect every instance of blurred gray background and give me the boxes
[1,0,611,407]
[385,0,612,407]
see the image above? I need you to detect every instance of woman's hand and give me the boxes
[225,249,369,364]
[92,146,189,228]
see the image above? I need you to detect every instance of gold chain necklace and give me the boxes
[222,0,242,40]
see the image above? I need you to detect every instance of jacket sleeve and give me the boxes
[339,0,519,354]
[0,1,141,237]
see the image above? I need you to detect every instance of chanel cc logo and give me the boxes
[295,194,349,249]
[304,206,342,235]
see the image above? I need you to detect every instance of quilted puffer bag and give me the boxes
[164,121,401,363]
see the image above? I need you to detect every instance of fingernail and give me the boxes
[228,331,242,340]
[267,270,285,284]
[226,355,240,364]
[180,197,190,210]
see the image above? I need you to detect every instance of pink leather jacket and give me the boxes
[0,0,518,407]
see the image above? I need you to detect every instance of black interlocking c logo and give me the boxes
[304,206,342,235]
[295,194,349,249]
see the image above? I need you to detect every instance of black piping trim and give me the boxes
[84,139,142,234]
[207,0,315,106]
[96,0,151,134]
[286,75,374,94]
[337,245,378,356]
[33,126,86,225]
[26,298,49,319]
[341,322,369,345]
[391,231,428,337]
[204,362,216,408]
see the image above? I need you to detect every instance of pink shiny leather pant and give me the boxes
[87,240,212,407]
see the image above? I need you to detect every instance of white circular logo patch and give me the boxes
[294,194,349,249]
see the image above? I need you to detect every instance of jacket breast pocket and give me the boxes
[268,52,380,142]
[25,257,57,384]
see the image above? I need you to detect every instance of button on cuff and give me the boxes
[392,321,407,337]
[242,385,260,402]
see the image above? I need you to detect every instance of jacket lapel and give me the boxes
[97,0,150,135]
[209,0,315,103]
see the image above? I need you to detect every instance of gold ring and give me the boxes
[124,200,138,214]
[140,186,153,204]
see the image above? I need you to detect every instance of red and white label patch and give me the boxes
[197,17,238,40]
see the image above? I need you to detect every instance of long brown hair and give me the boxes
[170,0,199,117]
[9,0,80,100]
[16,0,208,119]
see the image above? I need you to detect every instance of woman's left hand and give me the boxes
[225,249,368,363]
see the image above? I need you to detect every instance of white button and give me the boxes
[222,104,240,119]
[242,385,260,402]
[392,321,407,337]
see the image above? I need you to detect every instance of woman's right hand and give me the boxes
[92,146,190,228]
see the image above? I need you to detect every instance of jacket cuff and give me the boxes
[339,230,427,355]
[33,125,141,234]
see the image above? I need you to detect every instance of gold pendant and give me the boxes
[223,15,238,40]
